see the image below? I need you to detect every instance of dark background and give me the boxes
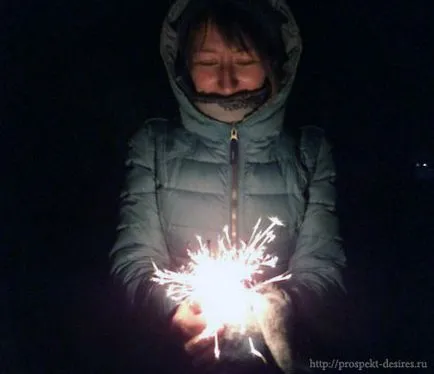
[3,0,433,372]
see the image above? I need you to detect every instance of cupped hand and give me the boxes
[171,300,206,339]
[171,300,222,367]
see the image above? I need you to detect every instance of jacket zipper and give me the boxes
[230,127,239,247]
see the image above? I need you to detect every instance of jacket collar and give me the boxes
[173,77,292,143]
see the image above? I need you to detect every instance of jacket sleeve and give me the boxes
[109,125,178,325]
[282,136,346,325]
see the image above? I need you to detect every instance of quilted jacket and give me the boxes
[110,0,346,333]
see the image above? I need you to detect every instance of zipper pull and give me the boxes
[230,128,238,165]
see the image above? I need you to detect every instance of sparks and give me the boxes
[151,217,292,361]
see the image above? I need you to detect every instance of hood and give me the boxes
[160,0,302,141]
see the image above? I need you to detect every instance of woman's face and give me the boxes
[189,22,267,96]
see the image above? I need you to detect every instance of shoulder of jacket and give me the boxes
[129,117,174,143]
[144,117,171,136]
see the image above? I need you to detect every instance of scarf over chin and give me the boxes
[187,79,272,123]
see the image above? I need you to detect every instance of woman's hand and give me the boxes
[171,300,206,339]
[171,300,221,367]
[257,285,293,373]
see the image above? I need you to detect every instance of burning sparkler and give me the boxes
[151,217,292,361]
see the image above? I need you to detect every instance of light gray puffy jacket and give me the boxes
[110,0,346,332]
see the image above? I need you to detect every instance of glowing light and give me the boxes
[152,217,291,360]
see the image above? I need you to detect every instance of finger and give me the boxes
[181,316,207,338]
[185,334,214,356]
[182,323,206,339]
[188,300,202,314]
[185,334,207,355]
[172,308,206,336]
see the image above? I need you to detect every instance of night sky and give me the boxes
[3,0,433,372]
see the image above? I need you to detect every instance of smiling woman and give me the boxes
[111,0,346,373]
[174,0,288,122]
[190,22,266,96]
[188,21,270,122]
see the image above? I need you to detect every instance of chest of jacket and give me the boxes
[152,126,308,277]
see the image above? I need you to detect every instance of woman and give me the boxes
[110,0,346,373]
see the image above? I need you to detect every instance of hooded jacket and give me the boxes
[110,0,346,343]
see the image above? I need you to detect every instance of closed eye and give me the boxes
[194,61,218,66]
[235,60,258,66]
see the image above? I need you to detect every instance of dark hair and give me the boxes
[174,0,288,87]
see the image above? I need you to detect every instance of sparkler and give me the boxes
[151,217,292,361]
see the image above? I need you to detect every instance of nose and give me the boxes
[217,65,239,95]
